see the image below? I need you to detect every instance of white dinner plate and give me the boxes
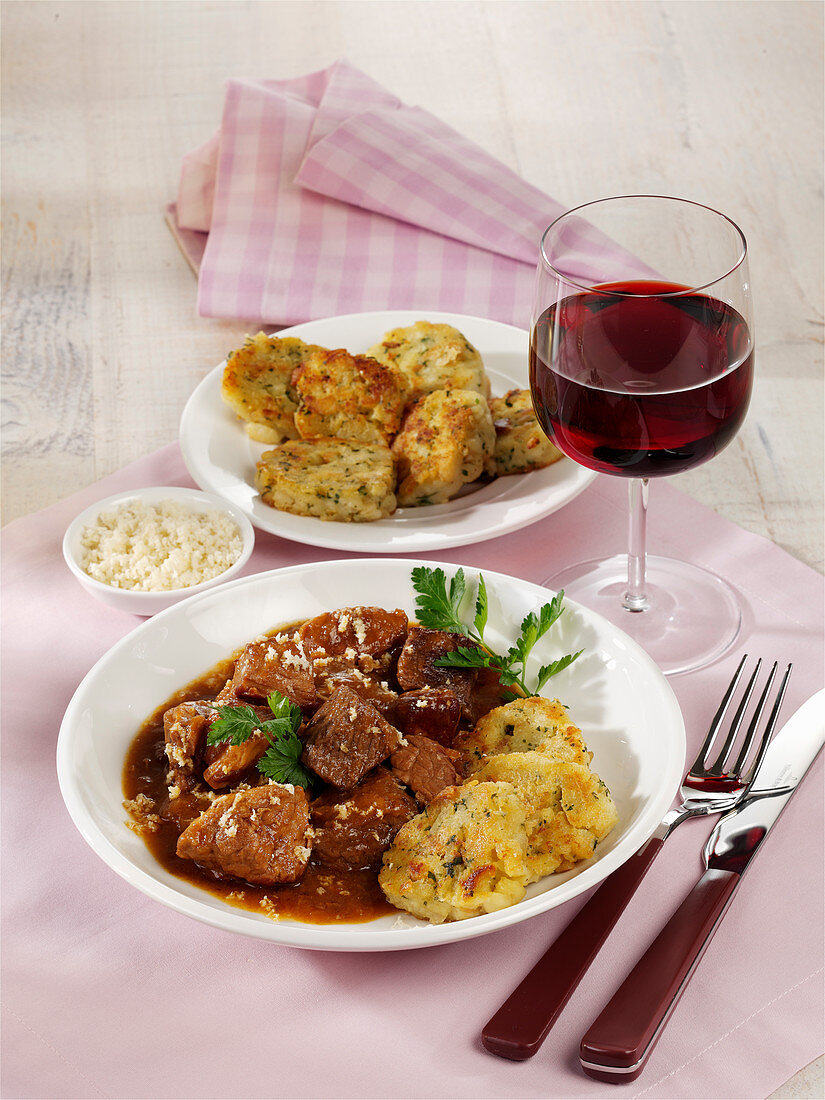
[57,558,685,952]
[179,310,596,552]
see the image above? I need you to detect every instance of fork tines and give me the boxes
[696,656,793,784]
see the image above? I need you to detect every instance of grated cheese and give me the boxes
[352,616,368,645]
[78,499,243,592]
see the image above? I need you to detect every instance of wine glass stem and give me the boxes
[624,478,650,613]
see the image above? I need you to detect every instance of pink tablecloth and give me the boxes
[2,443,823,1100]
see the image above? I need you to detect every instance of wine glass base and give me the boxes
[544,554,741,676]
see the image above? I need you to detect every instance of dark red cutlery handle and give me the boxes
[481,834,665,1060]
[579,867,740,1084]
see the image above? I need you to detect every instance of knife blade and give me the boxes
[705,688,825,874]
[579,688,825,1084]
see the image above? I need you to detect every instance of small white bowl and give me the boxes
[62,486,255,616]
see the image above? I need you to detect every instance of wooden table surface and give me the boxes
[2,1,822,1095]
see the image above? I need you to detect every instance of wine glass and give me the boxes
[529,195,753,675]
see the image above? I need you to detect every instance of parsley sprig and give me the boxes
[411,566,582,697]
[206,691,314,790]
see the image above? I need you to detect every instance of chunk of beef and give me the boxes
[214,678,240,705]
[163,701,215,792]
[311,767,418,871]
[396,626,479,719]
[199,681,273,789]
[203,731,271,789]
[159,790,211,835]
[299,607,408,664]
[301,684,402,788]
[314,656,398,715]
[471,664,507,723]
[392,688,462,747]
[176,783,312,885]
[390,734,463,803]
[232,633,318,710]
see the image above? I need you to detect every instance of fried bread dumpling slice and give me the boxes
[367,321,490,404]
[378,780,530,923]
[392,389,496,507]
[456,696,592,773]
[255,439,396,522]
[473,753,618,881]
[176,783,312,885]
[292,347,406,445]
[489,389,564,475]
[220,332,322,444]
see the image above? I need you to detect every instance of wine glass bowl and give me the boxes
[530,281,754,479]
[529,197,754,675]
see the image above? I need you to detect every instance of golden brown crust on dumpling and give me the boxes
[473,753,618,881]
[255,438,396,522]
[391,389,496,507]
[368,321,490,405]
[378,780,529,923]
[292,347,406,445]
[489,389,563,475]
[220,333,322,444]
[455,696,592,773]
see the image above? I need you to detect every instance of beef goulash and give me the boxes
[124,605,617,925]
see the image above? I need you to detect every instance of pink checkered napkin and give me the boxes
[177,129,220,234]
[175,60,567,327]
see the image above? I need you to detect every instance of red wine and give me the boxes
[529,280,753,478]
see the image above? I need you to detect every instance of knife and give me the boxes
[579,688,825,1084]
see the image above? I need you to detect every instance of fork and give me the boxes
[481,655,792,1061]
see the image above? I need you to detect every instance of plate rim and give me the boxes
[178,309,596,552]
[57,556,685,953]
